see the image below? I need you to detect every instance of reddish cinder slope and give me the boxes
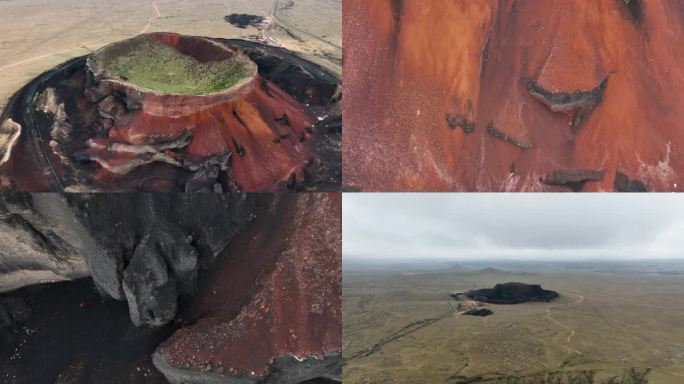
[80,33,316,191]
[153,193,341,383]
[343,0,684,191]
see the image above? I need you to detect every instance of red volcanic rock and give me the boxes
[343,0,684,191]
[153,193,341,383]
[0,33,342,192]
[78,33,316,191]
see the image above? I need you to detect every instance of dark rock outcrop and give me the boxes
[462,308,494,317]
[122,235,181,327]
[542,170,605,192]
[614,172,648,192]
[0,193,257,327]
[466,282,559,304]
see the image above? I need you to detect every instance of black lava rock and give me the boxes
[466,282,559,304]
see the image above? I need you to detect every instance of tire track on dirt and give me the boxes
[345,296,459,363]
[544,293,584,355]
[140,1,162,34]
[343,316,448,363]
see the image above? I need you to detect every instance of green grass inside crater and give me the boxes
[106,40,250,95]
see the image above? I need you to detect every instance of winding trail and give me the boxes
[544,293,584,355]
[141,1,162,34]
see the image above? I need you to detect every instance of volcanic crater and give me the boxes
[465,282,559,304]
[0,32,341,192]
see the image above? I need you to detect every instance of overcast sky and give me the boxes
[343,194,684,261]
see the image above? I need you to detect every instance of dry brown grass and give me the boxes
[343,268,684,384]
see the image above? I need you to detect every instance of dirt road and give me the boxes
[343,316,448,363]
[544,293,584,355]
[140,1,162,34]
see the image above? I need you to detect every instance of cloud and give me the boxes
[343,194,684,260]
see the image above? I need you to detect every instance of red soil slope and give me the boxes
[81,33,316,191]
[0,33,323,192]
[154,193,341,382]
[343,0,684,191]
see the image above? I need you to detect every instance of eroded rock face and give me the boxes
[154,193,342,384]
[343,0,684,191]
[0,193,257,327]
[0,194,91,293]
[122,235,181,327]
[466,283,559,304]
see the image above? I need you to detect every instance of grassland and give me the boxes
[107,40,249,94]
[343,264,684,384]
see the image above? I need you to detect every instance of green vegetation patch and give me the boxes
[106,40,250,95]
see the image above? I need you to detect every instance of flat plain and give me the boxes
[343,261,684,384]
